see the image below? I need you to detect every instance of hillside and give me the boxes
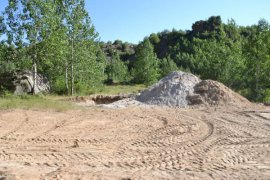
[100,40,136,62]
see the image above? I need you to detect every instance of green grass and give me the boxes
[96,84,146,95]
[0,84,147,110]
[0,94,76,111]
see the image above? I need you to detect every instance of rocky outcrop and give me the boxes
[0,70,50,95]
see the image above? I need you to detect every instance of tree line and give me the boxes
[0,1,269,102]
[102,16,270,102]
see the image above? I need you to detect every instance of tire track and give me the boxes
[0,112,29,140]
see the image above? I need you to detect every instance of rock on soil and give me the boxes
[136,71,201,107]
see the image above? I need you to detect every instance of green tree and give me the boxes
[191,16,223,39]
[159,56,178,78]
[106,52,129,83]
[243,19,270,101]
[1,0,25,73]
[193,33,245,89]
[20,0,48,94]
[132,39,159,85]
[149,33,160,44]
[0,15,5,36]
[64,0,99,95]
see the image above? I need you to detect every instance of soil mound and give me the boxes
[136,71,249,107]
[188,80,250,106]
[136,71,201,107]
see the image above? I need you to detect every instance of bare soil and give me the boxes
[0,104,270,179]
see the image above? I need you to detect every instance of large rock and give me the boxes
[136,71,201,107]
[0,70,50,95]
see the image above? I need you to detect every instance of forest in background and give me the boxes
[0,0,269,102]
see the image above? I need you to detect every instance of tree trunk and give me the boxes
[65,61,69,95]
[71,37,74,96]
[32,60,37,94]
[32,22,38,95]
[71,62,74,96]
[32,34,37,95]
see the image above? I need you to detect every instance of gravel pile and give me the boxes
[136,71,250,107]
[136,71,201,107]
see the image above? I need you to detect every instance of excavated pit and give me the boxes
[72,94,134,105]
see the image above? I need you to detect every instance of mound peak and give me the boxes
[136,71,200,107]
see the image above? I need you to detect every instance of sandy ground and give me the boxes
[0,104,270,179]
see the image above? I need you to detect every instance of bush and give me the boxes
[51,77,67,95]
[263,89,270,102]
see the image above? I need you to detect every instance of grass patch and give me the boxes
[0,84,147,110]
[0,94,77,111]
[96,84,146,95]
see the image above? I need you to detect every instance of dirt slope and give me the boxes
[188,80,250,106]
[0,105,269,179]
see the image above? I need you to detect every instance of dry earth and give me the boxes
[0,104,270,179]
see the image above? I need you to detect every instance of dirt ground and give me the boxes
[0,104,269,179]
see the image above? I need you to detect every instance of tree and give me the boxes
[193,33,245,89]
[19,0,47,94]
[191,16,223,39]
[149,33,160,44]
[243,19,270,101]
[132,39,159,85]
[105,52,129,83]
[1,0,25,73]
[64,0,99,95]
[0,0,103,96]
[159,56,178,78]
[0,15,5,36]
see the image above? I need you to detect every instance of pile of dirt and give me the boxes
[136,71,249,107]
[188,80,250,106]
[136,71,201,107]
[91,94,134,104]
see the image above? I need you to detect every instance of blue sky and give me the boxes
[1,0,270,44]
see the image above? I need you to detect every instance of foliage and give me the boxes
[1,0,102,96]
[159,56,178,78]
[105,52,129,83]
[132,39,159,85]
[193,35,245,89]
[141,16,270,101]
[243,20,270,101]
[263,89,270,102]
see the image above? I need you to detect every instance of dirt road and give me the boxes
[0,105,269,179]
